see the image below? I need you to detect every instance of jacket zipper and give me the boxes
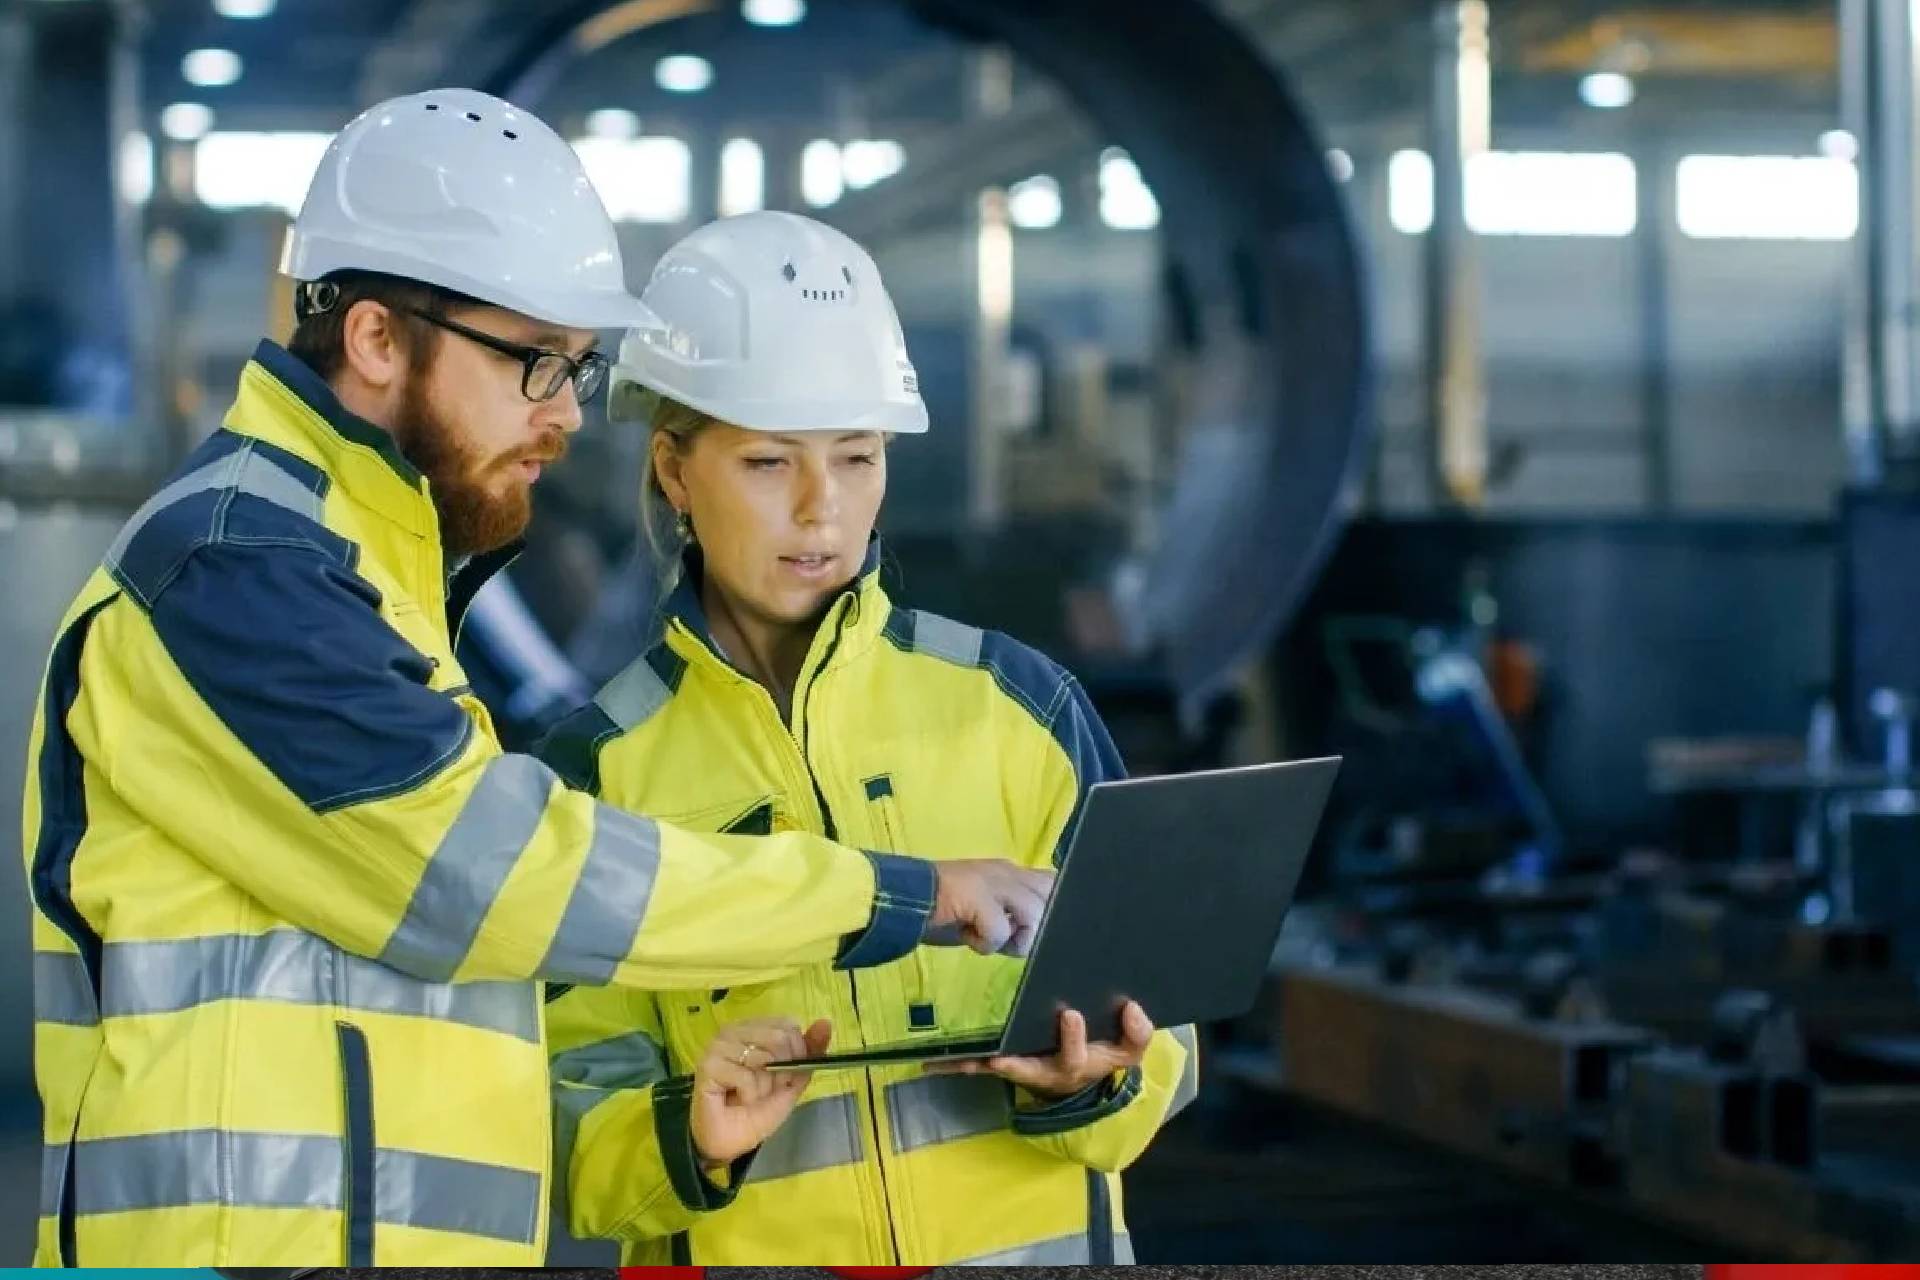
[675,600,907,1262]
[790,613,904,1264]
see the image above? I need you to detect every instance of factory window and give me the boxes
[1100,148,1160,230]
[193,131,333,213]
[573,136,692,224]
[1389,150,1435,234]
[719,138,764,216]
[1675,154,1858,241]
[802,140,845,207]
[120,131,153,205]
[799,139,905,207]
[1389,149,1638,237]
[842,139,905,189]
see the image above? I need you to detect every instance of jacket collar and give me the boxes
[235,340,436,539]
[228,341,521,625]
[660,536,889,676]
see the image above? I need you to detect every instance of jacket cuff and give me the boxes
[1011,1066,1144,1137]
[834,851,936,971]
[652,1076,757,1212]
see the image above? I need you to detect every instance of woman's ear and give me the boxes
[652,431,691,514]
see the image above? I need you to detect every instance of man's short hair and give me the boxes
[286,271,464,380]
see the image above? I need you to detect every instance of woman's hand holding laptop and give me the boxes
[932,1001,1156,1098]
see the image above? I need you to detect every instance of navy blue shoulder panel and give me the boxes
[106,432,350,608]
[884,606,1127,864]
[881,603,915,652]
[534,702,622,795]
[146,533,474,814]
[977,629,1127,784]
[649,642,690,694]
[978,633,1127,866]
[29,598,118,994]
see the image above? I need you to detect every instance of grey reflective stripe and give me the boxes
[375,1148,541,1244]
[912,612,984,668]
[65,1130,540,1243]
[99,931,539,1042]
[34,950,98,1027]
[550,1030,668,1090]
[380,754,555,982]
[106,443,324,577]
[537,806,662,985]
[745,1091,863,1184]
[72,1130,334,1214]
[105,453,237,572]
[551,1081,618,1200]
[234,445,328,524]
[1167,1024,1200,1120]
[595,656,672,730]
[954,1230,1133,1266]
[39,1144,65,1219]
[885,1073,1009,1155]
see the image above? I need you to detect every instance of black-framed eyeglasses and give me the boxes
[402,306,610,404]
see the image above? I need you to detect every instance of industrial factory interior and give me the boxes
[4,0,1919,1265]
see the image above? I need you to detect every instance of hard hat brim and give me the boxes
[609,373,929,435]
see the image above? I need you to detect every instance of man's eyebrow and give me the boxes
[529,328,600,357]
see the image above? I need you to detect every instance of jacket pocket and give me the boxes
[652,793,779,835]
[862,774,909,850]
[721,798,775,836]
[335,1021,376,1266]
[864,775,940,1026]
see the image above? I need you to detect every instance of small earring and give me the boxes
[675,509,693,542]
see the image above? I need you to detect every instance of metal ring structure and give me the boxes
[476,0,1372,710]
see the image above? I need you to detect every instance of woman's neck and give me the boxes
[700,578,819,723]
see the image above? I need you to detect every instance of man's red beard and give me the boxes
[393,375,565,558]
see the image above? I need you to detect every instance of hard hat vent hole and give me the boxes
[781,263,797,283]
[425,103,440,111]
[465,111,482,122]
[503,130,518,140]
[842,266,853,284]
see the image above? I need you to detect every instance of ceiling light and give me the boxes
[1579,71,1634,110]
[585,108,640,140]
[160,102,215,141]
[742,0,805,26]
[656,55,713,94]
[1819,129,1859,162]
[183,48,243,88]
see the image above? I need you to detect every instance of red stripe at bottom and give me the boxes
[1708,1269,1920,1280]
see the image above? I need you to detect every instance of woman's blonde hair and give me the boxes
[634,390,717,590]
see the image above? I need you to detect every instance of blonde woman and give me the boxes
[540,211,1197,1266]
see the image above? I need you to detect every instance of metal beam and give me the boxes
[1276,963,1652,1188]
[1425,0,1490,510]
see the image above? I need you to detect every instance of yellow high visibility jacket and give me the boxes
[21,343,933,1267]
[541,550,1199,1266]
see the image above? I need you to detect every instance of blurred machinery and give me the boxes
[1250,495,1920,1261]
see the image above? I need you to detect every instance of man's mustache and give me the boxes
[503,434,568,468]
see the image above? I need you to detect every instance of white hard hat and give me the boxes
[281,88,658,332]
[612,211,927,434]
